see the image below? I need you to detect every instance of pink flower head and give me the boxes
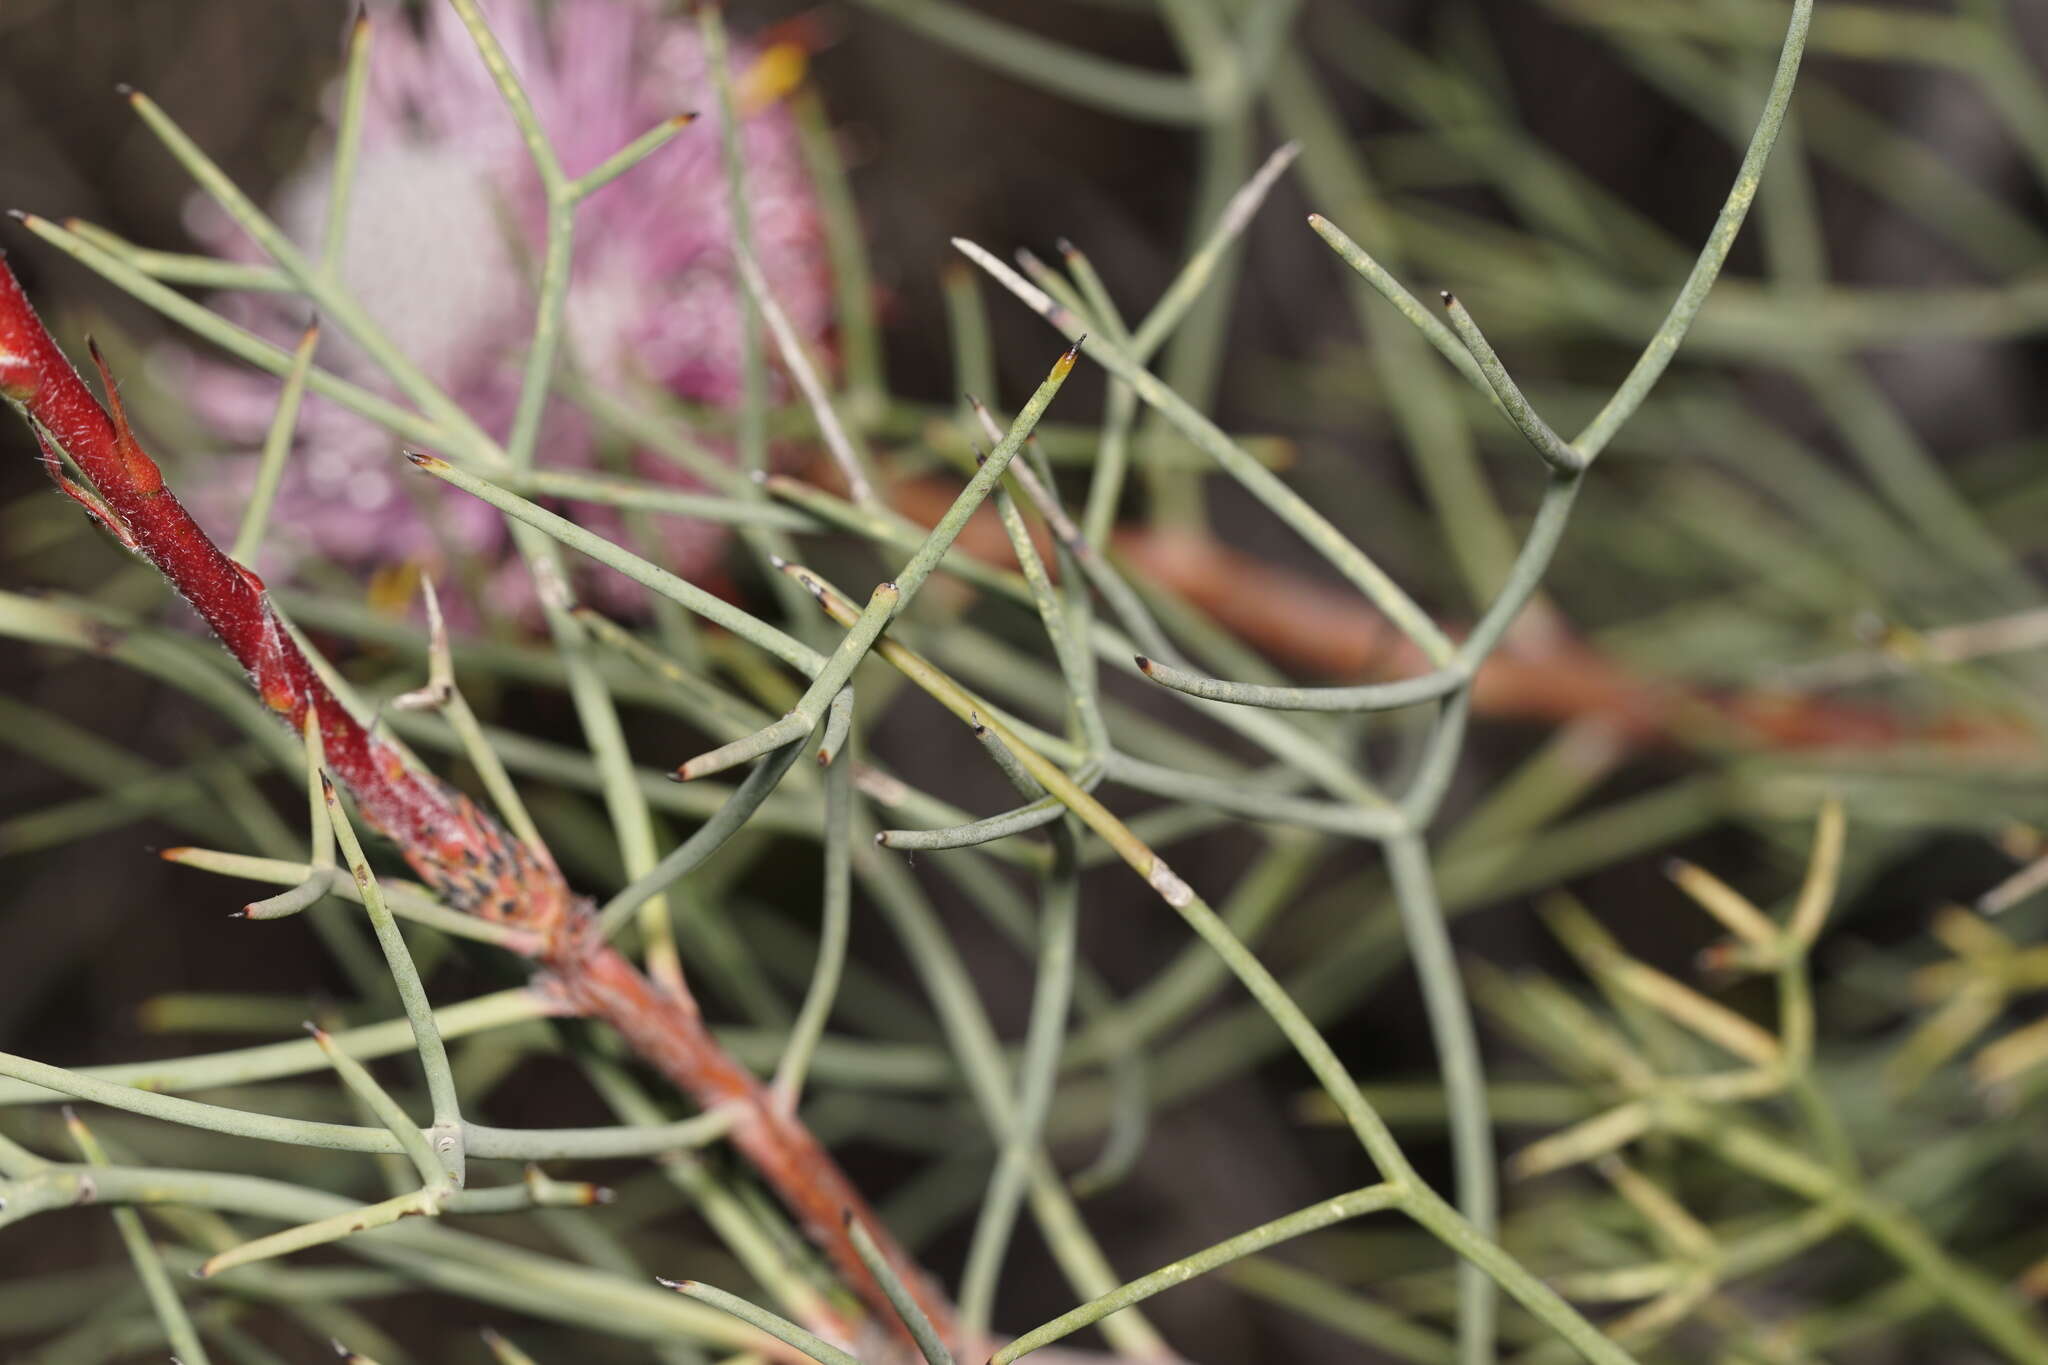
[178,0,830,613]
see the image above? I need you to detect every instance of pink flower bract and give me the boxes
[179,0,831,613]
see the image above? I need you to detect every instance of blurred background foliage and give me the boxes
[4,1,2048,1361]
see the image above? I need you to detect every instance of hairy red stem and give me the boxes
[0,255,950,1345]
[0,261,562,927]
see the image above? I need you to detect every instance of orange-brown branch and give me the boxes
[548,925,954,1338]
[878,470,2028,758]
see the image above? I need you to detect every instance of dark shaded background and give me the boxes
[4,2,2048,1360]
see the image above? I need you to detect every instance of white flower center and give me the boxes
[276,139,521,383]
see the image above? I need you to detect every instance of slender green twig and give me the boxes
[954,718,1081,1341]
[848,0,1208,124]
[994,1185,1405,1362]
[1386,827,1496,1363]
[772,728,856,1112]
[487,468,819,529]
[317,8,374,283]
[320,776,462,1144]
[0,1162,766,1347]
[1134,653,1463,713]
[676,580,895,781]
[660,1280,859,1365]
[891,344,1080,609]
[1129,140,1302,362]
[1,1042,738,1163]
[63,1109,212,1365]
[60,218,294,291]
[242,707,339,921]
[953,237,1457,666]
[1440,293,1584,474]
[479,1326,542,1365]
[595,734,813,940]
[393,579,550,857]
[571,114,698,200]
[847,1214,954,1364]
[733,240,879,506]
[307,1024,448,1192]
[695,2,820,625]
[229,318,320,564]
[1573,0,1814,459]
[178,847,541,951]
[404,454,821,674]
[794,88,884,407]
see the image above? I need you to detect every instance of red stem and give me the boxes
[0,258,557,925]
[0,254,950,1346]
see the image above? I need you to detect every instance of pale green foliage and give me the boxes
[6,2,2048,1364]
